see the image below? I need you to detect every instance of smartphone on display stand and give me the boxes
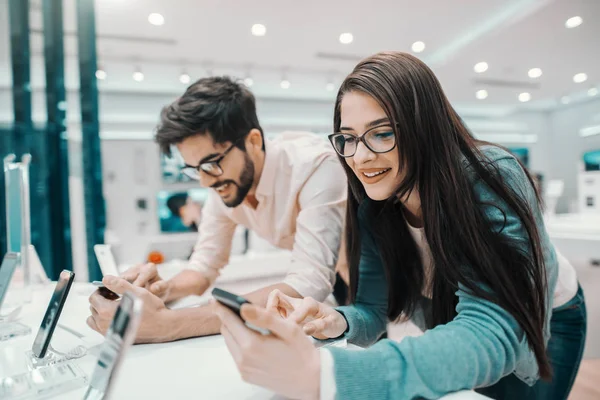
[92,281,120,300]
[94,245,119,277]
[0,252,21,310]
[83,292,143,400]
[211,288,271,335]
[31,270,75,358]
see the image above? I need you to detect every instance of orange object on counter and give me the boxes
[147,251,165,264]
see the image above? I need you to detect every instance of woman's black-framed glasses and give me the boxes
[328,124,397,158]
[180,139,241,180]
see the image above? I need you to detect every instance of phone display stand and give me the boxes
[0,305,22,322]
[0,321,31,342]
[4,155,34,305]
[3,272,32,308]
[27,245,50,285]
[0,362,87,399]
[25,344,88,369]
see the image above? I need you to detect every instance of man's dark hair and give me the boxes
[166,193,188,217]
[155,76,264,156]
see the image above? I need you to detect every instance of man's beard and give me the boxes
[218,153,255,208]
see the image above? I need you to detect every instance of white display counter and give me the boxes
[0,254,489,399]
[545,213,600,265]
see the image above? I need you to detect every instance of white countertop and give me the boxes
[119,250,293,285]
[1,282,488,399]
[545,213,600,240]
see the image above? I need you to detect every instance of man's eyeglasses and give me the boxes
[180,139,241,180]
[328,124,397,158]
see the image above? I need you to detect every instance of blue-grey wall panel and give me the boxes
[43,0,73,279]
[77,0,106,281]
[9,0,54,277]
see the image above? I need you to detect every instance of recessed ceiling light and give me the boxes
[179,73,191,84]
[95,69,107,80]
[528,68,542,78]
[148,13,164,26]
[243,77,254,87]
[573,73,588,83]
[133,71,144,82]
[565,16,583,29]
[326,82,335,91]
[518,92,531,102]
[474,62,488,73]
[560,96,571,104]
[251,24,266,37]
[476,89,488,100]
[589,88,599,97]
[411,41,425,53]
[339,33,353,44]
[280,79,290,89]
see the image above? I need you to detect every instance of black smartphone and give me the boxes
[211,288,271,335]
[92,281,120,300]
[32,269,75,358]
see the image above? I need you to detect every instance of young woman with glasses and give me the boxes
[213,52,586,400]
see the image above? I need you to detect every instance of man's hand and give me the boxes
[122,265,211,303]
[87,276,174,343]
[120,263,173,302]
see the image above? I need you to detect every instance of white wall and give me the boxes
[469,98,600,213]
[465,111,551,172]
[546,98,600,212]
[98,139,196,265]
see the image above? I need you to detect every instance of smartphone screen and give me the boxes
[92,281,120,300]
[0,252,20,309]
[84,292,142,400]
[94,245,119,277]
[211,288,271,335]
[32,270,75,358]
[211,288,248,317]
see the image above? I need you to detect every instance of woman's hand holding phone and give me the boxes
[213,300,321,400]
[266,289,348,340]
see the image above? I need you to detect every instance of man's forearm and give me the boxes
[167,269,211,301]
[165,305,222,340]
[163,282,301,340]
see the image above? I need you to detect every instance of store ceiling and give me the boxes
[0,0,598,111]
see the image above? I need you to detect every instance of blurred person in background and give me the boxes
[86,76,348,343]
[214,52,586,400]
[166,192,203,232]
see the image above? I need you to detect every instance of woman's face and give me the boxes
[339,91,403,201]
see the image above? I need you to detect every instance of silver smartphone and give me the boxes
[93,245,119,277]
[83,291,143,400]
[0,252,20,309]
[32,270,75,358]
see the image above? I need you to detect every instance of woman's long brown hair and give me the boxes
[335,52,551,380]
